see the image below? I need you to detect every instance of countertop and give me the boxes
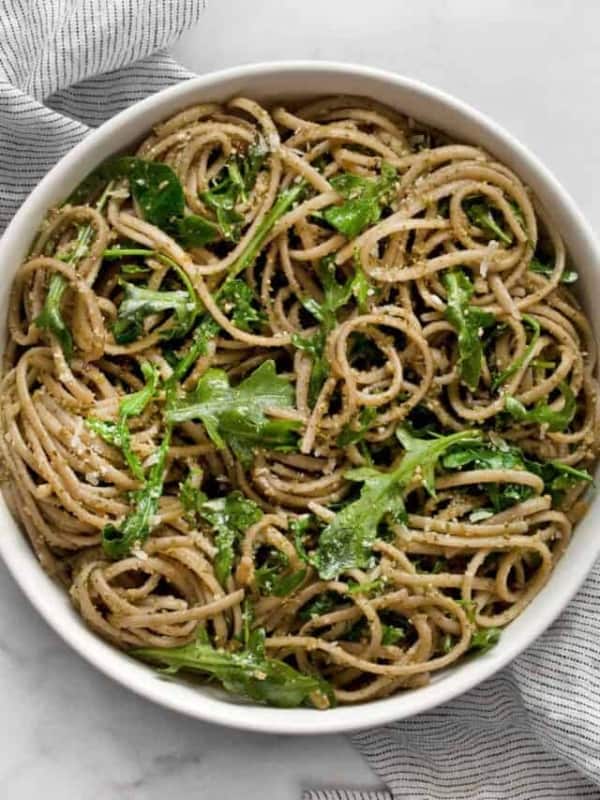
[3,1,600,798]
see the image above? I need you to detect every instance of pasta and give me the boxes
[2,95,598,709]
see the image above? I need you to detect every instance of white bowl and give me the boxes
[1,61,598,735]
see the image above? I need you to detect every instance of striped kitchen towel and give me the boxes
[1,3,599,799]
[0,0,200,229]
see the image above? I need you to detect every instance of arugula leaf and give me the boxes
[34,274,73,358]
[179,467,207,525]
[299,592,339,622]
[312,427,482,580]
[504,382,576,432]
[529,256,578,285]
[293,256,370,404]
[102,425,171,558]
[70,156,218,247]
[132,627,334,709]
[527,459,593,505]
[200,143,266,241]
[322,162,398,238]
[491,315,540,391]
[227,182,305,280]
[443,437,593,509]
[167,316,221,386]
[464,197,512,245]
[36,183,114,358]
[469,627,501,654]
[198,491,262,585]
[255,549,307,597]
[442,439,526,472]
[167,360,301,465]
[218,279,266,332]
[87,361,159,480]
[443,270,495,391]
[337,407,377,447]
[347,577,386,596]
[381,625,406,645]
[112,281,198,344]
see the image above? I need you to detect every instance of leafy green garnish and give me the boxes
[292,256,369,404]
[464,197,512,245]
[179,467,207,525]
[346,577,386,596]
[255,549,307,597]
[70,156,218,247]
[442,437,593,509]
[529,256,578,284]
[102,425,171,558]
[112,280,198,344]
[312,427,482,579]
[197,491,262,585]
[322,163,398,238]
[132,627,334,709]
[218,279,266,332]
[227,182,305,280]
[504,382,576,432]
[299,592,339,622]
[87,361,159,480]
[381,625,406,645]
[34,272,73,358]
[491,315,540,391]
[443,270,495,391]
[337,407,377,447]
[470,627,501,654]
[200,143,266,241]
[167,360,301,466]
[35,183,114,357]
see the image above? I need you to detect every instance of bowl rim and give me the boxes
[1,59,599,735]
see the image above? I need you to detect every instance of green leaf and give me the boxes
[179,467,207,525]
[34,275,73,359]
[36,183,114,358]
[312,427,482,579]
[175,214,220,248]
[443,270,495,391]
[293,255,371,405]
[198,491,262,585]
[491,315,540,391]
[347,577,386,596]
[504,381,576,432]
[469,627,501,654]
[166,315,221,387]
[167,360,301,466]
[381,625,406,645]
[529,256,578,284]
[442,437,593,510]
[337,407,377,447]
[200,143,267,242]
[322,162,398,238]
[218,279,266,332]
[70,156,218,247]
[112,281,198,344]
[227,182,305,280]
[132,627,335,709]
[299,592,339,621]
[255,549,307,597]
[87,361,159,481]
[464,197,512,245]
[102,424,171,558]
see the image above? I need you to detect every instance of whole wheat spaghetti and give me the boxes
[2,96,598,709]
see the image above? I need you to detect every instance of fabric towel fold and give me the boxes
[1,3,599,798]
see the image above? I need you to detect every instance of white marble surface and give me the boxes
[3,2,600,798]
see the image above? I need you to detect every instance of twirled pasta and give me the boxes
[2,95,598,708]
